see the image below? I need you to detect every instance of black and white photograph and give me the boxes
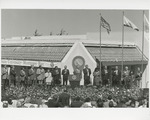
[1,9,149,108]
[0,0,150,120]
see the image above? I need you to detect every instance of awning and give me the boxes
[86,46,148,65]
[1,45,148,66]
[2,46,71,62]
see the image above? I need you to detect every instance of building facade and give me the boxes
[1,32,149,87]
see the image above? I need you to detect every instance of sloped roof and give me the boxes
[86,46,148,63]
[2,46,71,62]
[1,45,148,64]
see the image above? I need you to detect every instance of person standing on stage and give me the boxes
[73,66,82,81]
[135,67,142,88]
[45,69,53,89]
[123,66,131,89]
[62,65,70,85]
[20,67,26,87]
[36,65,45,86]
[53,66,61,85]
[28,65,35,86]
[2,65,9,90]
[102,66,110,86]
[93,67,101,86]
[83,65,91,86]
[10,66,16,87]
[112,66,121,87]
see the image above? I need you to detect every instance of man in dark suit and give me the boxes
[135,67,142,88]
[58,89,70,107]
[28,65,35,86]
[62,65,70,85]
[71,96,83,107]
[83,65,91,86]
[53,66,61,85]
[102,66,110,86]
[10,66,16,87]
[112,66,121,87]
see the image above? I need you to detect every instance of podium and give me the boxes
[69,74,80,88]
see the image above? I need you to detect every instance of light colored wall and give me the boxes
[61,42,97,85]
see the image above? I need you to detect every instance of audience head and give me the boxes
[130,100,135,107]
[8,98,13,105]
[109,101,114,108]
[97,98,103,107]
[84,97,91,102]
[3,101,8,108]
[108,95,112,100]
[76,96,81,101]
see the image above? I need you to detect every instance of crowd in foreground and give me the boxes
[1,85,149,108]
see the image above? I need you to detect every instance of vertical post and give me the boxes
[141,10,145,88]
[121,11,124,81]
[99,13,102,84]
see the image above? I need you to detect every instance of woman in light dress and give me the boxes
[93,67,101,86]
[45,69,53,89]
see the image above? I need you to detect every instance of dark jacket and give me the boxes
[62,69,70,79]
[58,92,70,107]
[112,70,121,81]
[71,101,83,107]
[83,68,91,77]
[10,69,16,81]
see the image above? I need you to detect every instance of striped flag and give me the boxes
[124,16,139,31]
[144,14,149,33]
[101,16,111,34]
[144,14,149,41]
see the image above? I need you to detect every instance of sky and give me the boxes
[1,9,149,38]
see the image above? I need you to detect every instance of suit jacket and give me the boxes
[20,70,26,81]
[62,69,70,78]
[83,68,91,77]
[112,69,121,81]
[71,101,83,107]
[10,69,16,81]
[102,69,110,80]
[58,92,70,107]
[28,68,35,80]
[53,68,61,80]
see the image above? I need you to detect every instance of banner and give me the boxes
[8,60,23,66]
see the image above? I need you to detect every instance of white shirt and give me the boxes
[45,72,53,83]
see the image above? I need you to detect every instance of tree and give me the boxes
[33,29,42,36]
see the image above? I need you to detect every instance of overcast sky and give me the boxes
[1,9,149,38]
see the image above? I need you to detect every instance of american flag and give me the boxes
[101,16,111,34]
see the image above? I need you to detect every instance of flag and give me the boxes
[101,16,111,34]
[124,16,139,31]
[144,14,149,33]
[144,14,149,41]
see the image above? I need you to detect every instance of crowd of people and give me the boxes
[1,85,149,108]
[1,64,148,108]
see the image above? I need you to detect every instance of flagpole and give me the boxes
[141,10,145,88]
[99,13,102,84]
[121,11,124,83]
